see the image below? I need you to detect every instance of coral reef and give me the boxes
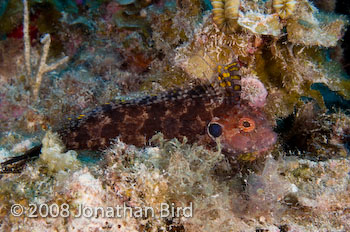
[0,0,350,231]
[1,133,350,231]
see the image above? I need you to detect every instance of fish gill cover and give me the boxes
[0,0,350,231]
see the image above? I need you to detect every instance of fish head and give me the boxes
[207,104,277,155]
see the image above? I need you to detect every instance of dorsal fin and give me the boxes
[194,45,242,104]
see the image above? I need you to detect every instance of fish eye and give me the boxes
[243,121,251,127]
[238,117,256,132]
[208,122,222,138]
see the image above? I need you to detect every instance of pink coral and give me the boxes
[241,76,268,108]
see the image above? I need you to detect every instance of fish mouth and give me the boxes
[255,130,277,152]
[222,128,277,155]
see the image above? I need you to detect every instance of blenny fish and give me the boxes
[0,60,277,173]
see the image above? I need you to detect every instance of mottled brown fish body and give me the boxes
[57,82,276,156]
[55,51,277,155]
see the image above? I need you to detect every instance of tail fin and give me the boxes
[0,144,42,174]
